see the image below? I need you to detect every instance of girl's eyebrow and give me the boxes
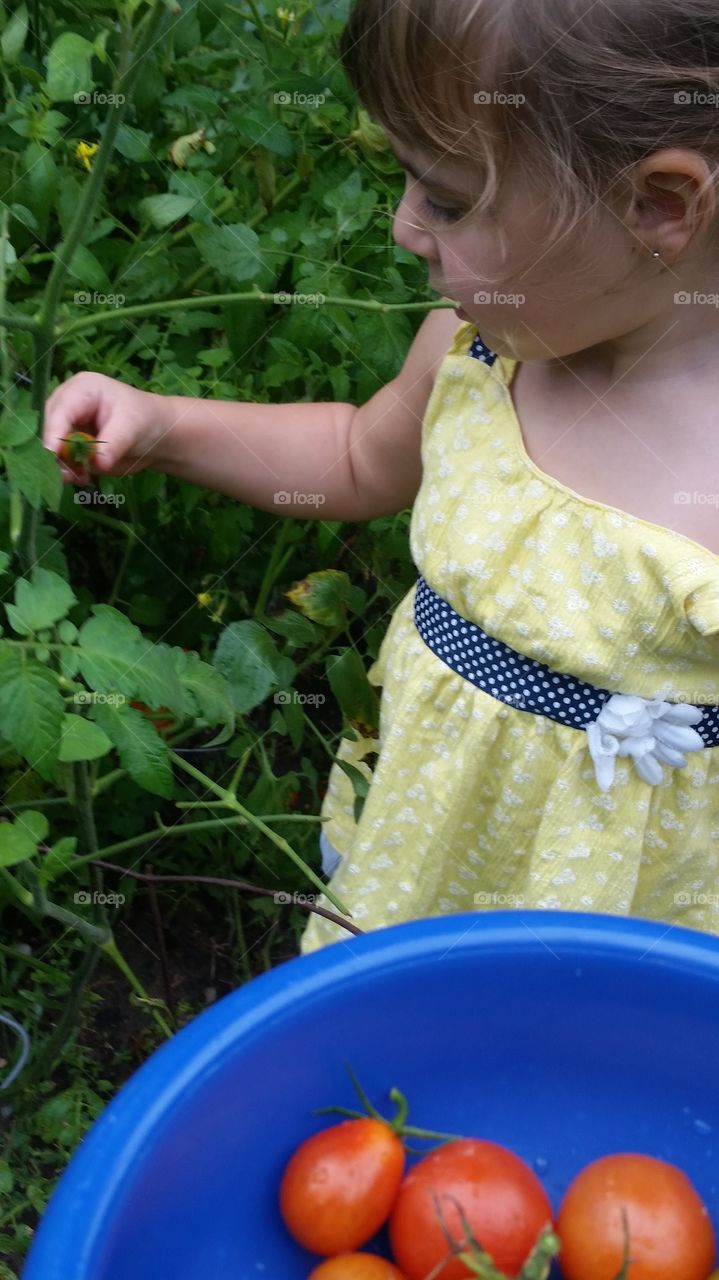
[391,147,446,184]
[389,144,469,196]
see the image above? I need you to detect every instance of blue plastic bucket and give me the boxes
[22,911,719,1279]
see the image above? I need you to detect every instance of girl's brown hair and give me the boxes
[338,0,719,265]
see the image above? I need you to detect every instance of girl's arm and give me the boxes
[43,308,458,522]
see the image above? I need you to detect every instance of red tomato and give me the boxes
[308,1255,407,1279]
[128,700,173,734]
[557,1153,717,1280]
[279,1118,405,1255]
[389,1138,553,1280]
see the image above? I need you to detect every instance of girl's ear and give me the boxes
[628,147,717,262]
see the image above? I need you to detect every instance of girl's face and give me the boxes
[387,132,664,365]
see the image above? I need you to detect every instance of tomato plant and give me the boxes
[557,1153,717,1280]
[0,0,435,1265]
[388,1139,554,1280]
[280,1117,405,1255]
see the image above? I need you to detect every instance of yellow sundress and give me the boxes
[300,321,719,954]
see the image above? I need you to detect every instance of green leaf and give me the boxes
[58,619,78,644]
[0,646,64,773]
[58,714,112,762]
[166,645,235,735]
[285,570,353,628]
[0,810,47,867]
[0,550,9,577]
[230,109,295,159]
[213,620,295,715]
[62,241,111,291]
[322,169,377,239]
[189,223,264,284]
[262,609,322,648]
[91,701,173,799]
[5,432,63,512]
[18,141,58,228]
[39,834,77,884]
[0,404,35,447]
[8,201,38,233]
[1,3,28,63]
[0,1158,13,1194]
[138,193,199,229]
[334,758,373,826]
[326,647,381,740]
[353,308,414,385]
[113,124,154,162]
[6,567,76,636]
[77,606,185,712]
[45,32,95,102]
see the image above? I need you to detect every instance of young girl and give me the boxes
[44,0,719,954]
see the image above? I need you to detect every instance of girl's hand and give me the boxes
[42,371,170,484]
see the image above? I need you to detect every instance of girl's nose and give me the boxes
[392,191,438,261]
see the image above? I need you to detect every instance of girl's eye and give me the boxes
[418,193,464,224]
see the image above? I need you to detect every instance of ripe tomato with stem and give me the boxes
[58,430,105,470]
[557,1153,717,1280]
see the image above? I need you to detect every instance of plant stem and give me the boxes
[253,520,295,618]
[18,941,103,1090]
[169,751,350,914]
[107,526,138,606]
[65,814,251,873]
[16,0,169,574]
[145,862,177,1026]
[38,2,168,338]
[0,795,72,813]
[0,312,40,332]
[0,206,11,388]
[101,937,173,1038]
[242,0,275,58]
[58,290,452,339]
[92,861,363,937]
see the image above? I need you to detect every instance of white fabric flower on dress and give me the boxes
[586,693,705,792]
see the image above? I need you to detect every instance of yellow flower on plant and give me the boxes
[196,591,213,608]
[277,6,296,26]
[75,141,98,171]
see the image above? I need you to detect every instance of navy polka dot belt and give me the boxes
[413,574,719,791]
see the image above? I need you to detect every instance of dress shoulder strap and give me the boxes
[468,330,498,366]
